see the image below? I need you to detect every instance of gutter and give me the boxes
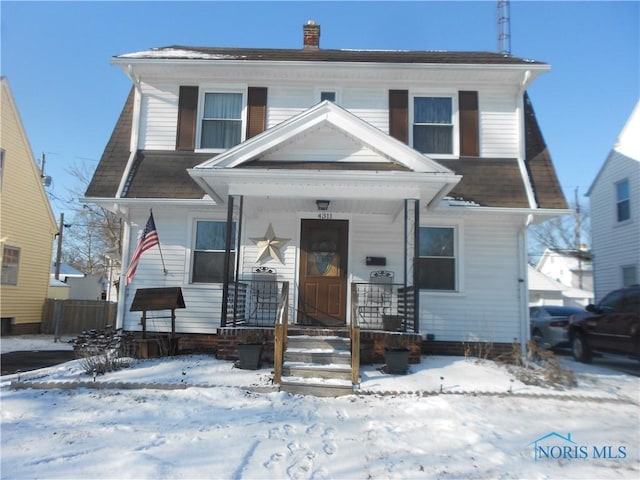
[517,214,534,355]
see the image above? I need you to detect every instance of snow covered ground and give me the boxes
[1,335,639,479]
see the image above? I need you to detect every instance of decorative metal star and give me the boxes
[250,224,290,264]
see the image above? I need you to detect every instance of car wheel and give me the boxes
[571,332,592,363]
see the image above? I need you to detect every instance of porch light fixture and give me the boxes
[316,199,330,211]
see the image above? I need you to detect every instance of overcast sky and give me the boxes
[2,1,638,219]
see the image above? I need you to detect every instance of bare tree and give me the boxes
[528,197,590,265]
[59,161,122,293]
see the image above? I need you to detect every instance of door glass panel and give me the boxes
[307,227,340,277]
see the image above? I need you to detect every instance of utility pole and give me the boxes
[55,212,64,280]
[574,187,583,289]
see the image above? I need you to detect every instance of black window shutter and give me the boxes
[459,91,479,157]
[389,90,408,144]
[246,87,268,139]
[176,86,198,151]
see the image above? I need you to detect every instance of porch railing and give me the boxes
[351,282,417,333]
[227,278,287,327]
[273,282,289,384]
[350,286,360,385]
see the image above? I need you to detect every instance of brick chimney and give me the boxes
[303,20,320,49]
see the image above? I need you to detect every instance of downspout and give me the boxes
[115,65,142,199]
[115,214,131,329]
[115,65,142,329]
[517,214,534,355]
[516,70,538,210]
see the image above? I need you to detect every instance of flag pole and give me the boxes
[150,209,168,274]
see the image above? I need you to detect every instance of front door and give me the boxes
[298,219,348,326]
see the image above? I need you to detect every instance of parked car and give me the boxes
[569,285,640,363]
[529,306,584,349]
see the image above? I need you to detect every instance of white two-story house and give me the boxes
[587,101,640,300]
[85,22,568,361]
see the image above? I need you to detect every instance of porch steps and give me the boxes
[280,335,354,397]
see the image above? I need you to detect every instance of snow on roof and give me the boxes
[118,48,248,60]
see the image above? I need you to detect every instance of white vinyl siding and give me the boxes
[590,150,640,299]
[420,215,522,343]
[479,88,519,158]
[138,83,180,150]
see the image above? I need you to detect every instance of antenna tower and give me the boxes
[497,0,511,55]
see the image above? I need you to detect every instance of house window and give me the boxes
[616,179,630,222]
[200,93,243,149]
[418,227,456,290]
[191,221,236,283]
[320,91,336,102]
[413,97,453,154]
[1,246,20,286]
[622,265,637,287]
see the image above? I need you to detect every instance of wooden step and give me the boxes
[282,362,352,381]
[280,377,354,397]
[286,335,350,350]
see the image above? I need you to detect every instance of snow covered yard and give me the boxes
[1,336,639,479]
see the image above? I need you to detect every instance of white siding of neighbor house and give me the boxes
[135,81,521,158]
[589,151,640,300]
[122,205,526,343]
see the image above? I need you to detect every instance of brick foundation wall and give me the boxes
[127,330,516,365]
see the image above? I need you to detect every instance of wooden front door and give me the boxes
[298,219,348,326]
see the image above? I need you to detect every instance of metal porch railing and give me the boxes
[351,282,417,332]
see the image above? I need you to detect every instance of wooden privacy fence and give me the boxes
[41,299,117,335]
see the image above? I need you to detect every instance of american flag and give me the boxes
[125,212,160,285]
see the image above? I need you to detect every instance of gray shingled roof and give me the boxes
[116,46,545,66]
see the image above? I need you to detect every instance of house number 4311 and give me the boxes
[317,212,333,220]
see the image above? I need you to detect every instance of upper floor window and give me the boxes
[413,97,453,155]
[1,245,20,285]
[616,179,630,222]
[200,93,243,149]
[418,226,456,291]
[320,91,336,102]
[191,220,236,283]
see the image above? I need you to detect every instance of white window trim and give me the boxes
[410,91,459,159]
[184,215,236,287]
[418,219,464,294]
[195,85,248,153]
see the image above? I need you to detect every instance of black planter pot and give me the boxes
[384,348,410,374]
[237,344,263,370]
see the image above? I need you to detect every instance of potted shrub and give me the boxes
[383,333,410,374]
[236,329,266,370]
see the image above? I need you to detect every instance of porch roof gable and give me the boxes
[192,101,452,174]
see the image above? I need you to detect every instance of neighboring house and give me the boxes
[0,77,58,334]
[50,263,108,300]
[84,22,568,355]
[587,101,640,300]
[536,248,593,293]
[528,266,593,308]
